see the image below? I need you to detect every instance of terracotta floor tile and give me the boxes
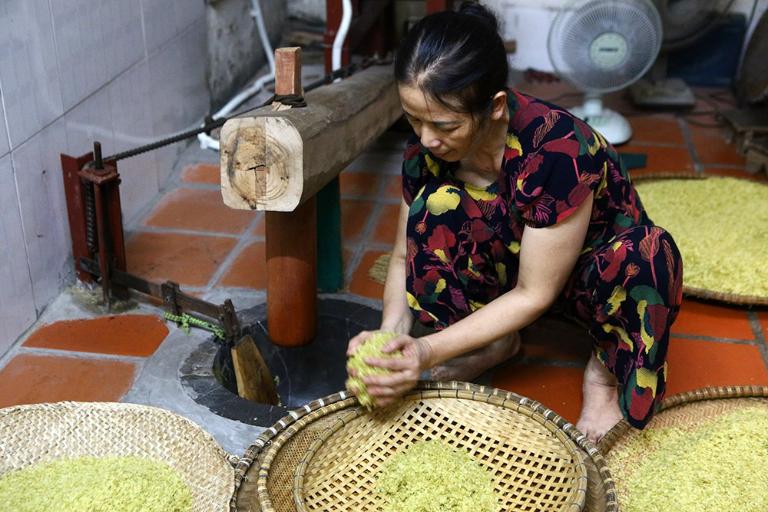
[665,337,768,396]
[691,86,737,112]
[217,242,267,289]
[689,125,746,166]
[492,364,584,424]
[181,163,220,185]
[627,115,684,146]
[671,299,755,340]
[521,315,593,363]
[758,311,768,340]
[348,250,388,299]
[620,144,694,176]
[341,199,375,241]
[384,175,402,200]
[23,315,168,357]
[143,188,253,234]
[126,232,237,287]
[371,204,400,245]
[340,172,381,197]
[0,354,136,407]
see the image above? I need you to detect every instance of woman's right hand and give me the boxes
[346,330,374,357]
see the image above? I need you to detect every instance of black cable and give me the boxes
[100,60,379,164]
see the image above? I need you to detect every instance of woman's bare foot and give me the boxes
[576,352,624,443]
[430,332,522,381]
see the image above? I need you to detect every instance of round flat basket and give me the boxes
[233,382,618,512]
[633,175,768,306]
[0,401,235,512]
[599,385,768,511]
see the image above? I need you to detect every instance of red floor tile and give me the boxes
[384,175,402,200]
[691,87,737,112]
[348,250,388,299]
[217,242,267,289]
[341,199,375,241]
[23,315,168,357]
[0,354,136,407]
[627,115,685,146]
[340,172,381,197]
[126,232,237,287]
[371,204,400,245]
[181,163,220,185]
[689,125,746,166]
[671,299,755,340]
[492,364,584,425]
[665,337,768,396]
[758,312,768,340]
[143,188,253,234]
[620,144,695,176]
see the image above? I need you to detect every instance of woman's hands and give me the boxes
[346,331,433,407]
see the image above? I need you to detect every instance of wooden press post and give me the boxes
[266,48,318,347]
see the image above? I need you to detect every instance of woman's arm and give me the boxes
[380,198,413,334]
[347,198,412,356]
[419,193,594,366]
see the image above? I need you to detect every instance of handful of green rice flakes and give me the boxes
[377,440,499,512]
[612,407,768,512]
[346,330,401,408]
[0,456,193,512]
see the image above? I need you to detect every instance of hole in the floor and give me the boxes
[180,297,381,427]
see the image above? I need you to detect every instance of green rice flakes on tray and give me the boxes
[610,406,768,512]
[634,177,768,298]
[0,455,193,512]
[377,439,500,512]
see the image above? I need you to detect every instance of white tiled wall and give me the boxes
[0,0,65,148]
[0,0,210,355]
[0,99,9,157]
[148,17,209,186]
[10,122,70,311]
[0,155,37,356]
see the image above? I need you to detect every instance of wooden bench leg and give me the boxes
[266,196,317,346]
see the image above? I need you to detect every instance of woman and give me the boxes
[347,1,683,442]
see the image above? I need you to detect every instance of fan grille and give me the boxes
[548,0,662,93]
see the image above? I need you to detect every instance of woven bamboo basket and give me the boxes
[233,381,618,512]
[599,385,768,509]
[0,401,236,512]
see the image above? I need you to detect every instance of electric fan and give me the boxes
[547,0,663,145]
[630,0,736,108]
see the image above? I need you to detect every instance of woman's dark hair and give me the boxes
[394,1,508,117]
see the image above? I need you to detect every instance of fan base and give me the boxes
[569,105,633,146]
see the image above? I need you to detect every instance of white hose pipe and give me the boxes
[332,0,353,80]
[198,0,276,151]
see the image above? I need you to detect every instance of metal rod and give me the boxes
[93,141,103,169]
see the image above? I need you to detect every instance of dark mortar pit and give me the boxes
[180,297,380,427]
